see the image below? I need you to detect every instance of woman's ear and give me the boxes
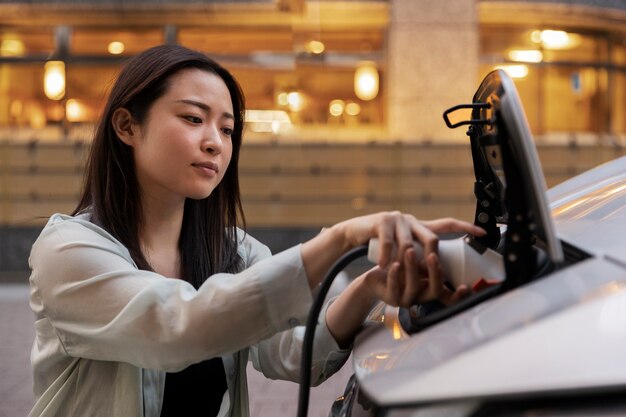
[112,108,137,146]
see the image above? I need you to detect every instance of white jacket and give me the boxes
[28,213,349,417]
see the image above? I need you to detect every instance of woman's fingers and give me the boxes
[404,215,439,257]
[435,284,470,306]
[375,213,398,268]
[348,212,484,267]
[425,252,443,300]
[386,262,402,304]
[366,247,440,307]
[375,211,414,268]
[379,213,439,265]
[394,213,415,257]
[401,248,420,307]
[361,212,486,307]
[363,266,397,306]
[421,217,486,237]
[448,285,471,305]
[364,212,483,269]
[365,250,468,308]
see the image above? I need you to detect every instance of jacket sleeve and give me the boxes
[29,215,314,372]
[249,298,351,386]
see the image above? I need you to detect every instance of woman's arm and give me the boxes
[31,213,480,371]
[30,216,313,371]
[249,299,350,386]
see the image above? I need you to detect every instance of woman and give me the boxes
[28,44,483,417]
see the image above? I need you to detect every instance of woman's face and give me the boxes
[128,68,235,205]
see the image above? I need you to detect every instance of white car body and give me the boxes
[353,156,626,406]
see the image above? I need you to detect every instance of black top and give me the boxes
[160,357,228,417]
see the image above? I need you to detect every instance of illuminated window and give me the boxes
[480,25,621,138]
[0,28,55,57]
[0,16,386,141]
[181,27,385,134]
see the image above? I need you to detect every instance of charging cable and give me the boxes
[296,245,369,417]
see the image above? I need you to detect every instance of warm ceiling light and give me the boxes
[44,61,65,100]
[1,38,25,57]
[66,99,88,122]
[508,49,543,63]
[329,99,345,117]
[277,92,289,106]
[107,41,125,55]
[287,91,304,112]
[345,101,361,116]
[354,61,379,101]
[531,30,581,50]
[539,30,569,48]
[306,40,325,55]
[495,64,529,79]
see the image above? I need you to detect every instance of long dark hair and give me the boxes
[73,44,246,288]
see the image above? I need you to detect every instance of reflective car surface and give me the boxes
[331,70,626,417]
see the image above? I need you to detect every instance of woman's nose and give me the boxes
[202,125,223,154]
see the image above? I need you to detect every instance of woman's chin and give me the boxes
[186,189,215,200]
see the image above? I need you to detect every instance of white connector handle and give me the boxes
[367,238,505,289]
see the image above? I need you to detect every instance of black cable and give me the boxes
[296,245,369,417]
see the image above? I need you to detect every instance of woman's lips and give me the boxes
[192,162,219,176]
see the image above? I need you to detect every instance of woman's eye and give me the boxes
[222,127,234,136]
[184,116,203,124]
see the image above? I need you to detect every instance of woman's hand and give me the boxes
[322,213,483,348]
[325,246,470,348]
[335,212,485,268]
[301,211,484,292]
[361,248,469,308]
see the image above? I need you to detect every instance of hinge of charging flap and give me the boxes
[442,102,491,129]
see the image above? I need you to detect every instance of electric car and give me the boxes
[325,69,626,417]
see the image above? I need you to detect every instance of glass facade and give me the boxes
[0,15,386,142]
[480,24,626,141]
[1,1,626,144]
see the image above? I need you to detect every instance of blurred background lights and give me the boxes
[245,109,292,133]
[29,107,46,129]
[345,101,361,116]
[44,61,66,100]
[354,61,379,101]
[66,99,87,122]
[107,41,125,55]
[306,40,325,55]
[508,49,543,63]
[329,99,345,116]
[277,92,289,106]
[9,100,23,119]
[287,91,304,112]
[531,29,581,49]
[495,64,529,79]
[0,38,25,57]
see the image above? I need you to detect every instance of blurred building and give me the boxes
[1,0,626,273]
